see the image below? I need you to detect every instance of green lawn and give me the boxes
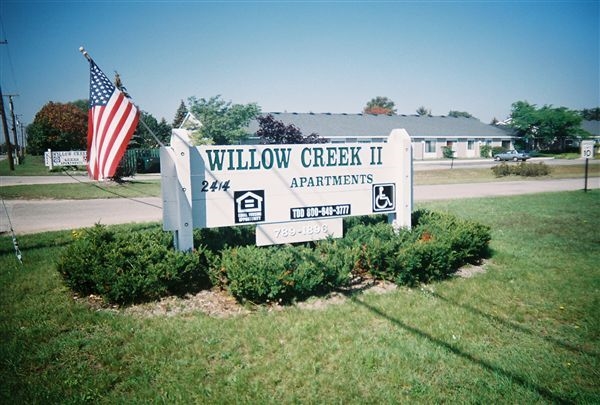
[415,162,599,185]
[0,154,72,176]
[1,191,598,403]
[0,179,161,200]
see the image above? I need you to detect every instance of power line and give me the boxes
[1,197,23,265]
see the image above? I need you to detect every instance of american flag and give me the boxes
[87,60,139,180]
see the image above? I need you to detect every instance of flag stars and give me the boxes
[89,62,116,107]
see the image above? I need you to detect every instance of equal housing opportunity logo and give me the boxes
[234,190,265,223]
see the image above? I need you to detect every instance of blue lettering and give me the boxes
[274,148,292,168]
[206,150,226,171]
[301,148,311,167]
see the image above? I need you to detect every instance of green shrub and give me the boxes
[220,244,351,304]
[342,214,387,235]
[492,146,507,157]
[58,211,491,306]
[412,209,491,264]
[395,210,491,285]
[218,210,491,303]
[442,146,455,158]
[491,163,513,177]
[514,162,551,177]
[480,144,492,158]
[220,246,291,303]
[396,238,456,285]
[492,162,551,177]
[57,225,211,305]
[342,222,411,280]
[194,225,255,252]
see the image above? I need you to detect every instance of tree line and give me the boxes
[23,93,599,155]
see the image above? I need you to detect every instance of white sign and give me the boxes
[581,140,595,159]
[256,219,343,246]
[44,150,87,168]
[161,129,413,251]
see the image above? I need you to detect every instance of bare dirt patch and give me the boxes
[453,260,488,278]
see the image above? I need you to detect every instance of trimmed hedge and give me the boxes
[217,210,491,303]
[57,225,211,305]
[492,162,551,177]
[57,210,491,306]
[219,244,351,304]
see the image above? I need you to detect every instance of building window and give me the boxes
[425,140,436,153]
[467,140,474,150]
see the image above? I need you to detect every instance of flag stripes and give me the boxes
[87,60,139,180]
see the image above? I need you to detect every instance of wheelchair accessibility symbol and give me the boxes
[372,183,396,212]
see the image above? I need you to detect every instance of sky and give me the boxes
[0,0,598,143]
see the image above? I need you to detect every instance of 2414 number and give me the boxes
[200,180,231,192]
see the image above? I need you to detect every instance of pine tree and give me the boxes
[172,100,187,128]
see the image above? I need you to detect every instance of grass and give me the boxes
[538,152,582,159]
[415,161,599,185]
[0,179,161,200]
[0,154,73,176]
[1,191,599,403]
[0,155,161,200]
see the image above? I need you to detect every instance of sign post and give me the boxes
[161,129,413,251]
[581,140,595,192]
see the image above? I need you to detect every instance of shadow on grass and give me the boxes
[431,292,598,358]
[350,296,573,404]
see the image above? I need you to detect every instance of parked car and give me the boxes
[493,150,530,161]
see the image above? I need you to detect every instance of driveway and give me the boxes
[1,177,598,235]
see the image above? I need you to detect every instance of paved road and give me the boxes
[1,177,598,235]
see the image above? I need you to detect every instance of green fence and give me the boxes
[115,148,161,177]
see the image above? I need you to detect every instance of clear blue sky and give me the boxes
[1,0,598,142]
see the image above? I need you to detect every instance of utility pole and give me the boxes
[0,84,15,171]
[6,94,20,164]
[1,39,15,170]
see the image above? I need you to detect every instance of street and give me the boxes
[1,176,598,235]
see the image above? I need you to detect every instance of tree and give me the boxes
[188,95,261,145]
[71,99,89,113]
[256,114,327,144]
[580,108,600,120]
[509,101,583,151]
[363,97,396,115]
[172,100,187,128]
[535,106,583,151]
[416,106,431,116]
[129,111,172,149]
[26,101,88,155]
[448,110,473,119]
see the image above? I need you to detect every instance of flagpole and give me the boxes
[79,46,168,149]
[79,46,92,62]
